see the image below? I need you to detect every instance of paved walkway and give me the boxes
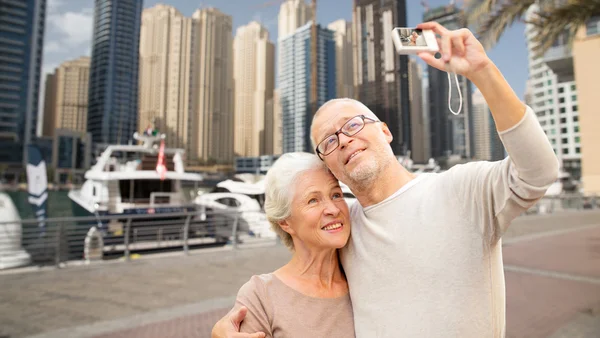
[1,210,599,338]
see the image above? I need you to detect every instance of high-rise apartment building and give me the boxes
[272,89,283,155]
[138,4,192,150]
[43,56,90,138]
[190,8,234,164]
[408,59,429,163]
[573,17,600,194]
[233,21,275,157]
[327,19,354,98]
[277,0,311,78]
[471,89,504,161]
[278,0,312,41]
[280,22,336,153]
[424,5,474,159]
[353,0,410,155]
[0,0,46,164]
[87,0,143,147]
[526,5,580,177]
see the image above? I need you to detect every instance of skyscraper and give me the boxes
[0,0,46,164]
[327,19,354,98]
[471,89,503,161]
[43,56,91,138]
[138,4,192,150]
[408,59,429,163]
[272,88,283,154]
[190,8,234,164]
[233,21,275,157]
[277,0,312,95]
[87,0,143,148]
[278,0,312,41]
[280,22,336,153]
[353,0,410,155]
[573,16,600,194]
[424,4,474,159]
[525,4,580,178]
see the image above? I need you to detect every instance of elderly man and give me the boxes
[213,22,558,337]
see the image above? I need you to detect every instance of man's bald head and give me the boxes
[310,98,379,149]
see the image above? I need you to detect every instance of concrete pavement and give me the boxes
[1,210,599,338]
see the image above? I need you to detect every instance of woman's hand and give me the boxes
[416,21,493,82]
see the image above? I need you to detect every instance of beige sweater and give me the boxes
[341,106,558,337]
[236,273,355,337]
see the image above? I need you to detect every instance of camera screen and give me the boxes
[398,28,428,47]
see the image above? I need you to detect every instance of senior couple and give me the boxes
[213,22,559,337]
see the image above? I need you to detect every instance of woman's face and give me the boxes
[282,168,351,250]
[411,32,418,41]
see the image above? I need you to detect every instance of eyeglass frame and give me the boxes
[315,114,381,160]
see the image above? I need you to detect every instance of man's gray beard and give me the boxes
[345,156,387,189]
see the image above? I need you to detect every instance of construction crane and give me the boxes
[251,0,287,10]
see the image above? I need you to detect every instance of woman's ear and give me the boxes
[278,219,296,236]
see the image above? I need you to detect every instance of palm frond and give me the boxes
[529,0,600,57]
[472,0,534,50]
[463,0,503,26]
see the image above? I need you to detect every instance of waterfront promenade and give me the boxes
[1,210,599,338]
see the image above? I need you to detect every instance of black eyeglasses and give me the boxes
[315,115,380,160]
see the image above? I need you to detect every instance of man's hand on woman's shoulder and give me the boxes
[211,306,266,338]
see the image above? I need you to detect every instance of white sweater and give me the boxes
[340,106,559,338]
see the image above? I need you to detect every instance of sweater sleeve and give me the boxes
[236,276,273,337]
[448,105,559,243]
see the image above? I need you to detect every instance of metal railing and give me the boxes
[0,209,278,269]
[525,194,598,215]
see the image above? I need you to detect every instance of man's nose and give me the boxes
[338,132,353,149]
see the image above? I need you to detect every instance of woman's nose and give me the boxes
[323,199,340,216]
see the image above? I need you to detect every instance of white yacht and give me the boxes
[195,192,276,239]
[0,192,31,269]
[69,132,203,221]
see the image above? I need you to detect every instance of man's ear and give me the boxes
[381,122,393,144]
[278,219,296,236]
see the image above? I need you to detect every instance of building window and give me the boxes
[561,127,567,133]
[586,16,600,36]
[576,147,581,154]
[560,107,566,114]
[571,84,576,91]
[573,115,579,122]
[574,126,580,132]
[573,105,578,112]
[572,95,577,101]
[560,117,566,123]
[575,136,580,143]
[559,97,565,103]
[558,87,564,93]
[562,148,569,154]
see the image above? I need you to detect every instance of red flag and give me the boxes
[156,139,166,180]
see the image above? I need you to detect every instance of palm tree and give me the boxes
[465,0,600,56]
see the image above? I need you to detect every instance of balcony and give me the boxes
[544,44,574,82]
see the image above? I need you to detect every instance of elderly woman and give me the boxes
[233,152,354,337]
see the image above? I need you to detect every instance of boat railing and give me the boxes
[0,208,278,269]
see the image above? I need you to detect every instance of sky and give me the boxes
[42,0,529,98]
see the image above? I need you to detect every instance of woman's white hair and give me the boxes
[264,152,328,250]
